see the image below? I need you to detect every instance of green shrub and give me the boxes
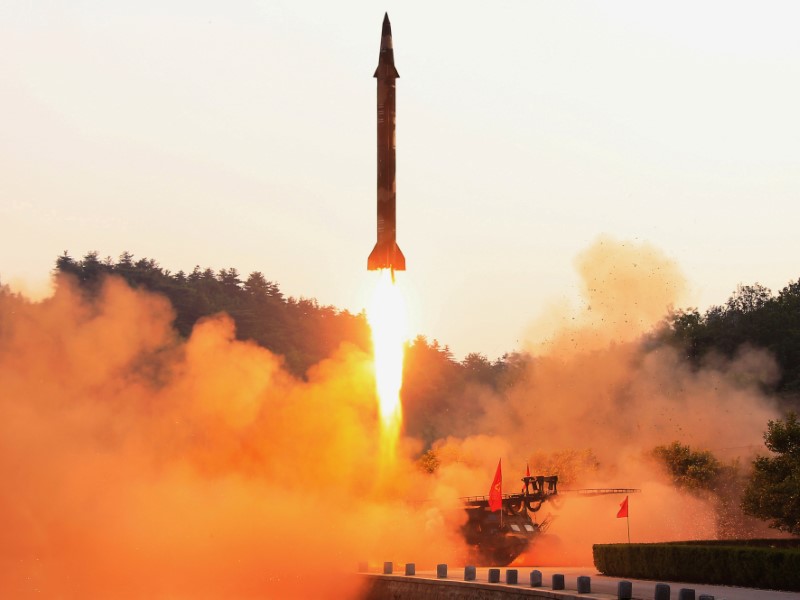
[593,542,800,591]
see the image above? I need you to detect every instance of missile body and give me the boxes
[368,13,406,273]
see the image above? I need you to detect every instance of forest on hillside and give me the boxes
[52,252,800,410]
[660,282,800,397]
[49,252,570,441]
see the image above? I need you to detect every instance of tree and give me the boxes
[726,283,772,314]
[462,352,495,387]
[742,412,800,535]
[659,279,800,398]
[652,442,763,538]
[80,251,106,284]
[652,442,721,492]
[55,251,81,277]
[401,335,465,445]
[493,352,531,390]
[51,252,371,377]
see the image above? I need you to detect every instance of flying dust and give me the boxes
[414,236,781,564]
[0,236,782,597]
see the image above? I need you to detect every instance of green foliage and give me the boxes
[461,352,496,387]
[593,542,800,591]
[401,335,465,445]
[661,279,800,398]
[659,281,800,534]
[652,442,721,492]
[652,442,764,538]
[742,412,800,535]
[401,337,533,447]
[54,251,370,377]
[763,411,800,456]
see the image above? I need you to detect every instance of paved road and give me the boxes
[401,566,799,599]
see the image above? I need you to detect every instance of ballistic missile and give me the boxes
[368,13,406,273]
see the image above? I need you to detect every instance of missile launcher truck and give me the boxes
[462,474,638,565]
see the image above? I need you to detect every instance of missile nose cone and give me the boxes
[380,13,393,51]
[375,13,399,79]
[382,12,392,38]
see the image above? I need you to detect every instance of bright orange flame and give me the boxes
[366,270,407,436]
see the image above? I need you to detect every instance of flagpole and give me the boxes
[497,459,503,529]
[499,458,503,529]
[626,513,630,544]
[617,495,630,543]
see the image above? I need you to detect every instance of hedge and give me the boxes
[593,541,800,592]
[665,538,800,549]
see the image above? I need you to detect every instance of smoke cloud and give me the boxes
[0,235,783,596]
[0,276,464,599]
[451,236,780,563]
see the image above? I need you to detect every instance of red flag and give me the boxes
[617,496,629,519]
[489,460,502,512]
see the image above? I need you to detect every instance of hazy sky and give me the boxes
[2,1,799,359]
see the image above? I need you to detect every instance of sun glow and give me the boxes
[366,270,407,435]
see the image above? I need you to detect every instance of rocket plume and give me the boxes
[366,270,408,469]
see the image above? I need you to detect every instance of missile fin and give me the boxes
[368,241,406,271]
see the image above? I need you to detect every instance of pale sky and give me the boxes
[2,1,799,359]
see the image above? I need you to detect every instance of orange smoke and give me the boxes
[405,236,780,564]
[0,275,462,599]
[0,233,785,597]
[474,237,779,562]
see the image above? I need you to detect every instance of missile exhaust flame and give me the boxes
[367,270,407,440]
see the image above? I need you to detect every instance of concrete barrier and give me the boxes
[506,569,518,585]
[577,575,591,593]
[405,563,415,576]
[488,568,500,583]
[552,573,565,590]
[654,583,670,600]
[465,565,477,581]
[383,562,393,575]
[530,570,542,587]
[360,570,767,600]
[436,564,448,579]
